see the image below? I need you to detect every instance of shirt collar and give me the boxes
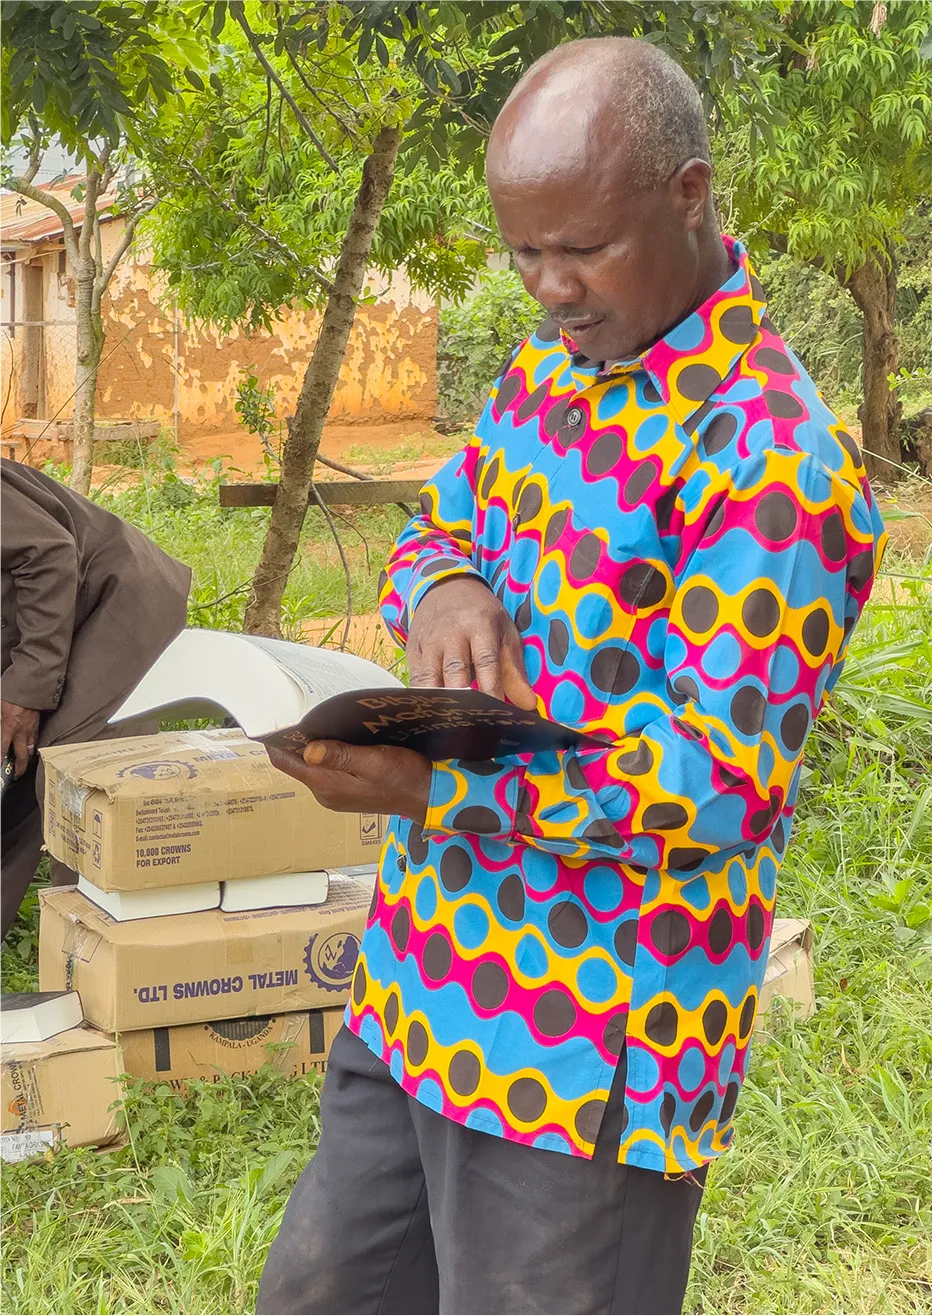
[560,237,768,428]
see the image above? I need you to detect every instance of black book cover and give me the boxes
[263,687,611,762]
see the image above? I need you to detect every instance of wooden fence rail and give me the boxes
[218,479,424,509]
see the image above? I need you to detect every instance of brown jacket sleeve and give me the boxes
[1,480,78,710]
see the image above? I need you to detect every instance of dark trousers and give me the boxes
[258,1027,706,1316]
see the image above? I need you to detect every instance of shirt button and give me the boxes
[396,855,407,873]
[566,406,584,427]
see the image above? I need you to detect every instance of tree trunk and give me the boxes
[244,124,403,637]
[70,261,104,497]
[846,249,901,485]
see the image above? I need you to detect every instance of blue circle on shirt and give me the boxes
[628,1049,660,1094]
[757,854,777,902]
[677,1045,707,1094]
[537,560,564,607]
[718,1042,736,1086]
[416,1078,444,1113]
[576,957,619,1004]
[647,617,667,659]
[483,504,509,553]
[665,632,688,670]
[524,644,543,686]
[415,877,438,923]
[583,867,624,913]
[551,681,585,726]
[576,593,610,642]
[664,314,708,354]
[727,861,748,907]
[769,643,799,696]
[631,412,670,454]
[466,1106,503,1137]
[454,903,490,951]
[359,1012,384,1056]
[516,932,549,978]
[703,632,743,681]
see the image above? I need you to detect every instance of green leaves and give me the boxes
[1,0,207,158]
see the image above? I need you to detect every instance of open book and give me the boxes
[111,629,606,761]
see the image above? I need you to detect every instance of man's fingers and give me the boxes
[502,635,539,711]
[471,634,506,701]
[12,731,31,779]
[303,739,356,773]
[267,744,309,784]
[407,637,444,689]
[439,633,474,689]
[1,724,11,761]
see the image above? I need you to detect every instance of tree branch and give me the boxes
[97,198,157,297]
[78,165,101,266]
[8,174,80,269]
[231,2,340,174]
[308,479,353,651]
[163,155,334,296]
[278,21,361,143]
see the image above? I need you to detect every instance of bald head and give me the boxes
[484,37,728,363]
[487,37,710,193]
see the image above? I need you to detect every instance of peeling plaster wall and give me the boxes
[98,222,438,438]
[3,218,438,440]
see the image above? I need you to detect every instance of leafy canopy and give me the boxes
[0,0,205,160]
[146,0,789,329]
[727,0,932,272]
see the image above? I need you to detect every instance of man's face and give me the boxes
[488,159,707,364]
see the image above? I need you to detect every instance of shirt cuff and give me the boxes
[406,559,488,620]
[423,758,520,840]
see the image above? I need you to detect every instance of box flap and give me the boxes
[41,729,280,801]
[1,1024,116,1066]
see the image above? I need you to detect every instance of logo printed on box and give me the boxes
[116,760,197,781]
[304,930,360,992]
[359,813,385,845]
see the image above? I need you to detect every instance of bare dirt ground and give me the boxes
[876,485,932,557]
[178,419,458,483]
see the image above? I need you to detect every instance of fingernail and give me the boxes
[304,742,326,765]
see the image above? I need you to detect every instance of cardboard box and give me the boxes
[39,875,372,1032]
[1,1025,122,1161]
[119,1007,344,1088]
[41,729,387,890]
[758,918,815,1023]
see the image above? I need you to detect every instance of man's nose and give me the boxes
[534,257,587,312]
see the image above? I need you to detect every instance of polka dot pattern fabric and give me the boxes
[348,238,886,1175]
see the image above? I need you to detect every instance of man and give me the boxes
[259,37,886,1316]
[1,458,191,936]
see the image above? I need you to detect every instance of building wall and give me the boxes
[2,218,438,443]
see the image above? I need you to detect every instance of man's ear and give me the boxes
[671,159,712,233]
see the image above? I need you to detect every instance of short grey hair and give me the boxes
[510,37,712,190]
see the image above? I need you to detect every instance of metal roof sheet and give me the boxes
[1,175,118,246]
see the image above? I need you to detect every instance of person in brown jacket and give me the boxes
[1,459,191,936]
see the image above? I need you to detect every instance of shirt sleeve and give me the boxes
[422,454,884,872]
[378,400,500,646]
[1,481,79,710]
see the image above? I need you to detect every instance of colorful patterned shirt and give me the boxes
[347,237,886,1174]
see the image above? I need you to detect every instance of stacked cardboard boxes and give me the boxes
[12,727,818,1157]
[37,728,385,1091]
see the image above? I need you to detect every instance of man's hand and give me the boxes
[407,576,537,709]
[268,741,433,826]
[1,701,41,778]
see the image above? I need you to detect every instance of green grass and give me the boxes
[2,456,931,1315]
[89,452,411,637]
